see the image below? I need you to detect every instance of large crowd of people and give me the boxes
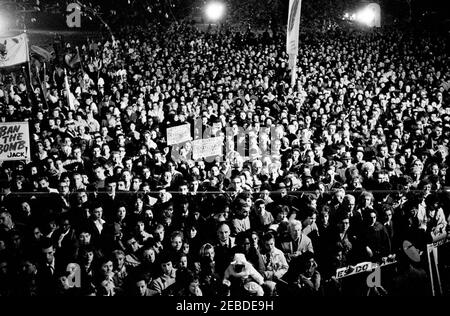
[0,14,449,296]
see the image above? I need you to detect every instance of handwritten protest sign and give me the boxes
[0,122,30,161]
[335,259,397,279]
[429,232,449,248]
[192,137,224,160]
[166,124,191,146]
[336,262,373,279]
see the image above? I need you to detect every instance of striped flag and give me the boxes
[31,45,54,61]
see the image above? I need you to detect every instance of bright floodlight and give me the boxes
[205,2,225,21]
[356,7,376,26]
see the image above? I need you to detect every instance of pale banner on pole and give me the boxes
[286,0,302,85]
[0,33,30,68]
[367,3,381,27]
[0,122,31,161]
[166,124,191,146]
[192,137,224,160]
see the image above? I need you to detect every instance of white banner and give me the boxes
[0,122,31,161]
[366,3,381,28]
[167,124,191,146]
[0,33,30,68]
[336,262,373,279]
[192,137,224,160]
[286,0,302,55]
[336,259,397,279]
[429,232,449,248]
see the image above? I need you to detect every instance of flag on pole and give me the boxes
[286,0,302,86]
[42,63,49,98]
[287,0,302,58]
[64,69,76,111]
[35,64,49,110]
[31,45,54,62]
[0,33,30,68]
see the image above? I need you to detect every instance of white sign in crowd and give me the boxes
[0,122,31,162]
[192,137,224,161]
[166,124,191,146]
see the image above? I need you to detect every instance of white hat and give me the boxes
[231,253,247,265]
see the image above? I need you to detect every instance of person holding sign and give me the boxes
[391,241,430,296]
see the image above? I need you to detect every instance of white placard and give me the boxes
[0,122,31,161]
[192,137,224,160]
[166,124,191,146]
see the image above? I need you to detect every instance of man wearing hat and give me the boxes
[336,151,354,184]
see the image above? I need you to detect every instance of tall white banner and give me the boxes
[286,0,302,56]
[0,122,31,161]
[367,3,381,28]
[0,33,30,68]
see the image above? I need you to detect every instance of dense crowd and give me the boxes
[0,19,449,296]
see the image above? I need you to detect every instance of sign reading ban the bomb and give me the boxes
[0,122,31,161]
